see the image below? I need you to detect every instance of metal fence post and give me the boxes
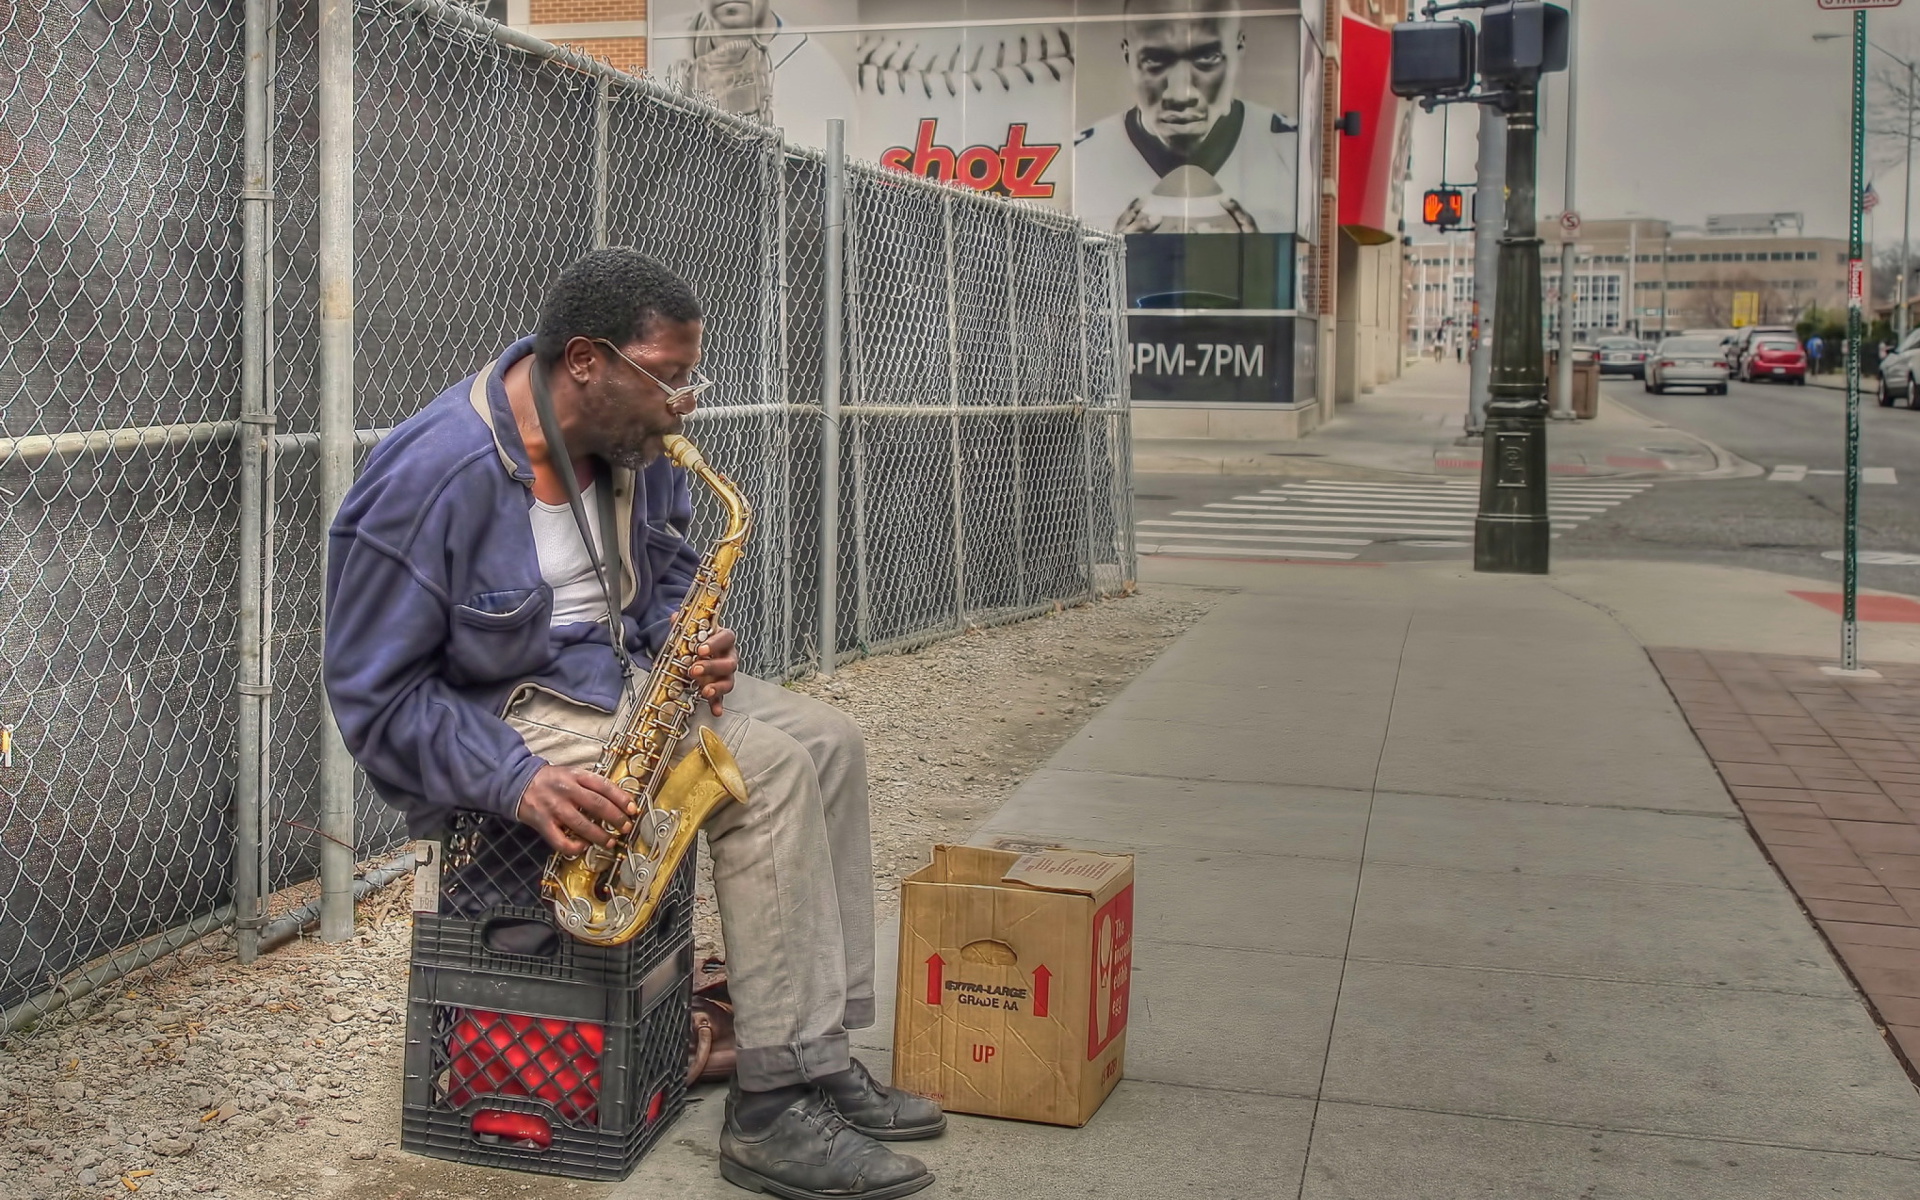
[317,0,357,942]
[944,195,968,629]
[593,77,611,250]
[1109,239,1137,581]
[1004,207,1028,609]
[773,136,795,677]
[235,0,274,967]
[1078,237,1097,600]
[819,121,845,677]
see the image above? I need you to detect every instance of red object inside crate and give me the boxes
[447,1009,605,1124]
[472,1109,554,1149]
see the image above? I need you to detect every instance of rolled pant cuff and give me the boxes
[734,1033,852,1091]
[843,996,876,1031]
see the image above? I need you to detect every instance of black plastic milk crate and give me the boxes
[416,811,697,991]
[401,940,694,1180]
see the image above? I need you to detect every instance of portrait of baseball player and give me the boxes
[656,0,858,149]
[1072,0,1298,236]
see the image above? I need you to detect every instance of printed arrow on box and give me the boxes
[1032,965,1051,1018]
[926,954,944,1006]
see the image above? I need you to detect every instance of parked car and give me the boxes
[1594,336,1651,378]
[1876,327,1920,407]
[1645,336,1730,395]
[1728,325,1797,376]
[1739,337,1807,384]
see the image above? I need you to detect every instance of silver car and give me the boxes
[1645,336,1730,395]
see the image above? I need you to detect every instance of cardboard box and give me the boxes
[891,844,1134,1127]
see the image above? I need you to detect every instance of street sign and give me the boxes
[1732,292,1759,327]
[1559,210,1581,235]
[1817,0,1900,9]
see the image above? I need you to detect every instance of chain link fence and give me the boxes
[0,0,1132,1019]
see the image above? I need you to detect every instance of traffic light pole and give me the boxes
[1475,81,1552,574]
[1467,104,1506,438]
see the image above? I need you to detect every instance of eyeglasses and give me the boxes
[594,338,714,411]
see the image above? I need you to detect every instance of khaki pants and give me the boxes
[505,672,876,1090]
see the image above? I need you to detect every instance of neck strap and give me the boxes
[528,358,637,682]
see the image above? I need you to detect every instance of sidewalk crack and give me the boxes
[1294,601,1416,1199]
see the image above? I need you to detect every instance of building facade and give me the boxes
[1409,213,1859,350]
[493,0,1410,440]
[1544,215,1857,339]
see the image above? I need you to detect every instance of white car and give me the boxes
[1644,336,1730,395]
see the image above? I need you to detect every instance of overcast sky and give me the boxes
[1404,0,1920,245]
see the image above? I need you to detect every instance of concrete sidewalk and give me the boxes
[616,555,1920,1198]
[1136,360,1758,480]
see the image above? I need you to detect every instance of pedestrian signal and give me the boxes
[1423,188,1466,228]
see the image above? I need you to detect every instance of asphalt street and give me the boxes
[1132,372,1920,588]
[1565,374,1920,592]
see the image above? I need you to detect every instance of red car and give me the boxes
[1740,337,1808,384]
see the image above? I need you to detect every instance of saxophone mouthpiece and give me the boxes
[663,434,704,471]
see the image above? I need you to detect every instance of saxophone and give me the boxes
[542,433,752,946]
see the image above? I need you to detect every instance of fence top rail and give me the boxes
[391,0,1120,248]
[387,0,775,144]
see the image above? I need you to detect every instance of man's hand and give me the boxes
[691,625,738,716]
[1221,197,1260,235]
[517,764,636,856]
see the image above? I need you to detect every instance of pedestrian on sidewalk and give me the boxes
[1806,332,1825,376]
[322,250,942,1200]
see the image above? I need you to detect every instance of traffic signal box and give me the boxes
[401,813,696,1180]
[1424,188,1466,228]
[893,845,1135,1127]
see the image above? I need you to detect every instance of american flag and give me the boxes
[1864,182,1882,213]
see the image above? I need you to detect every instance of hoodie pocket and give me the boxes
[446,586,552,685]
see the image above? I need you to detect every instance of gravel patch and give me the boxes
[0,586,1208,1199]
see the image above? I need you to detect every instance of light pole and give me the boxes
[1551,0,1579,420]
[1393,1,1569,574]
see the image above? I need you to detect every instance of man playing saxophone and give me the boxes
[323,250,941,1198]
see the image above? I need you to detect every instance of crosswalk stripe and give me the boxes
[1138,544,1360,560]
[1257,491,1615,513]
[1203,505,1478,525]
[1226,502,1598,521]
[1136,479,1651,562]
[1768,464,1897,484]
[1273,481,1625,497]
[1163,513,1578,536]
[1135,523,1371,546]
[1302,479,1650,494]
[1231,496,1604,516]
[1193,508,1578,531]
[1270,484,1621,503]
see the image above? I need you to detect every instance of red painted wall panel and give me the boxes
[1337,15,1402,237]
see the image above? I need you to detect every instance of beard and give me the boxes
[606,443,655,471]
[577,382,670,470]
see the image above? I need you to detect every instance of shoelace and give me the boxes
[795,1092,854,1136]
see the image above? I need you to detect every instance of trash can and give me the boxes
[1548,349,1602,419]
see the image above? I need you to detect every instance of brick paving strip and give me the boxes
[1651,648,1920,1076]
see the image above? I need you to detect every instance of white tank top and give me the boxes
[529,483,608,627]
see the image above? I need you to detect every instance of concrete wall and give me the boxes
[1335,232,1406,405]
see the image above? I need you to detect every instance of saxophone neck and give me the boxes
[665,433,752,544]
